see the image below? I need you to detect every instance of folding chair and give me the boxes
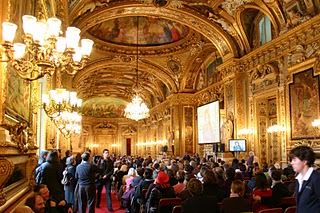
[172,205,181,213]
[284,206,296,213]
[158,198,182,213]
[258,208,283,213]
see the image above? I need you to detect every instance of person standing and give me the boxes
[96,149,114,211]
[289,145,320,213]
[75,152,102,213]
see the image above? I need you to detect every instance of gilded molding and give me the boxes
[0,157,14,206]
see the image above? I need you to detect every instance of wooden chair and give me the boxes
[276,196,296,210]
[139,189,148,213]
[158,198,182,213]
[284,206,296,213]
[172,205,181,213]
[258,208,283,213]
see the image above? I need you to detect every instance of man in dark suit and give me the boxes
[289,145,320,213]
[75,152,102,213]
[96,149,114,211]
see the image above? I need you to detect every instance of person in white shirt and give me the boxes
[289,145,320,213]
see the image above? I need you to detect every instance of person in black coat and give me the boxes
[37,150,64,202]
[202,170,225,202]
[96,149,114,211]
[64,156,77,206]
[181,178,219,213]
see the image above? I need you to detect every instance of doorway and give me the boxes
[126,138,131,156]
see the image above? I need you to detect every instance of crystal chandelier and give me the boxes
[124,17,149,121]
[1,15,93,81]
[42,88,82,119]
[53,111,82,138]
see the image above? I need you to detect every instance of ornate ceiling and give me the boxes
[61,0,316,118]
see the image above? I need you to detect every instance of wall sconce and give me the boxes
[267,125,285,134]
[238,128,254,137]
[312,119,320,129]
[136,139,167,146]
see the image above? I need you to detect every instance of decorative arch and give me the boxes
[72,4,238,60]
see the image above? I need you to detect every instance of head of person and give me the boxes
[289,146,316,172]
[136,167,145,177]
[39,150,48,161]
[187,178,203,196]
[82,152,90,162]
[255,172,269,191]
[25,194,45,213]
[13,206,34,213]
[165,169,175,178]
[65,150,71,157]
[226,167,236,180]
[128,167,136,177]
[271,170,282,181]
[176,170,186,183]
[103,149,109,159]
[120,164,128,172]
[155,171,169,185]
[249,151,254,157]
[93,155,101,164]
[34,184,50,201]
[231,180,245,197]
[144,168,153,179]
[202,170,217,184]
[46,151,59,163]
[66,156,75,166]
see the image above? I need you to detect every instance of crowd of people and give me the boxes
[13,145,320,213]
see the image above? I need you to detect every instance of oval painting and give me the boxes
[88,16,189,46]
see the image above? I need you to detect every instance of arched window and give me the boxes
[259,16,272,46]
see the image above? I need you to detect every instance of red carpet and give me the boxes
[95,188,126,213]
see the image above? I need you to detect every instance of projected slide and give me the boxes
[197,101,220,144]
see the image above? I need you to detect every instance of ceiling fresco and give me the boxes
[82,97,128,118]
[87,16,190,46]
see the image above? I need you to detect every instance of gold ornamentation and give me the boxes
[0,158,14,206]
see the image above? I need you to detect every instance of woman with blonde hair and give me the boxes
[220,180,252,213]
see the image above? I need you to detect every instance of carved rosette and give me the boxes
[26,156,38,187]
[0,158,14,206]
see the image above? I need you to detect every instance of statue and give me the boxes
[221,112,234,144]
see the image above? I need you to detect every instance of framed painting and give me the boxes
[5,67,31,123]
[289,68,320,139]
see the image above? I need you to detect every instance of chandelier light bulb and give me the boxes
[13,43,26,59]
[32,22,47,43]
[47,18,61,37]
[22,15,37,35]
[2,22,17,42]
[81,39,94,55]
